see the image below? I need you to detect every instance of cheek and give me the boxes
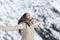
[28,16,30,18]
[27,16,30,18]
[30,17,32,19]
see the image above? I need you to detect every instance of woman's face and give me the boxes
[26,13,32,20]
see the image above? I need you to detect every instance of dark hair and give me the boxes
[18,13,28,35]
[18,13,28,24]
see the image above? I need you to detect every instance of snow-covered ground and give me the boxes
[0,0,60,40]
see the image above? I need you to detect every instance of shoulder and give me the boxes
[18,22,26,26]
[17,22,26,29]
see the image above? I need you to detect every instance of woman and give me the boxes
[0,12,41,40]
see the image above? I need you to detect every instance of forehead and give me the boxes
[26,13,31,15]
[26,13,32,17]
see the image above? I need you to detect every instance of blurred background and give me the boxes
[0,0,60,40]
